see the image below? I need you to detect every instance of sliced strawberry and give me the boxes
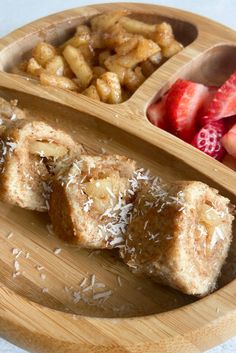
[221,123,236,158]
[205,70,236,122]
[224,115,236,131]
[198,86,218,125]
[191,121,226,160]
[166,79,209,142]
[147,99,168,130]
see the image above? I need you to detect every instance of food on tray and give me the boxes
[49,155,136,248]
[202,71,236,123]
[16,10,183,103]
[120,177,234,296]
[0,96,233,297]
[147,70,236,168]
[165,80,208,142]
[0,97,26,121]
[0,119,83,211]
[192,121,226,160]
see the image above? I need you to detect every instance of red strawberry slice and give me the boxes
[224,115,236,131]
[205,70,236,123]
[147,99,168,130]
[198,86,218,124]
[191,120,226,160]
[221,123,236,158]
[166,79,209,142]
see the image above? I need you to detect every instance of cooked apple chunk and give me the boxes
[29,141,68,159]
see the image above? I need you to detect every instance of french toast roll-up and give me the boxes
[0,119,83,211]
[49,155,137,249]
[120,178,234,296]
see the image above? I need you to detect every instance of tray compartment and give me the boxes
[0,11,197,72]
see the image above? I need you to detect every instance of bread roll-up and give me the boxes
[50,155,136,248]
[0,120,83,211]
[120,178,234,296]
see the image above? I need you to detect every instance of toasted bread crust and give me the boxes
[50,180,77,242]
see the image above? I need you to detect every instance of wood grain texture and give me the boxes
[0,3,235,353]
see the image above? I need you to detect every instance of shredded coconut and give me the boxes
[14,260,20,271]
[83,197,93,212]
[117,276,122,287]
[54,248,62,255]
[93,290,112,301]
[6,232,14,239]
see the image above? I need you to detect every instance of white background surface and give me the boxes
[0,1,236,352]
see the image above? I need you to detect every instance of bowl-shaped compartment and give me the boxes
[179,44,236,86]
[146,44,236,106]
[0,5,198,105]
[145,45,236,172]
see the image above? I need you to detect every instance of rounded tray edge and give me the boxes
[0,280,236,353]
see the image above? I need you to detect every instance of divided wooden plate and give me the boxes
[0,3,236,353]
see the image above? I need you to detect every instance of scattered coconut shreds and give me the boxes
[73,291,81,304]
[67,274,114,307]
[216,307,220,313]
[45,200,50,211]
[7,231,14,239]
[117,276,122,287]
[36,265,44,271]
[83,197,93,213]
[144,220,149,230]
[64,286,70,293]
[13,271,21,278]
[91,274,96,287]
[15,250,22,259]
[12,248,19,256]
[42,288,49,293]
[110,237,124,246]
[80,277,87,287]
[101,147,106,154]
[14,260,20,272]
[40,273,46,281]
[25,252,30,259]
[82,285,93,293]
[94,282,106,288]
[10,113,17,121]
[93,290,112,301]
[54,248,62,255]
[12,248,22,259]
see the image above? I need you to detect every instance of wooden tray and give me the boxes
[0,3,236,353]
